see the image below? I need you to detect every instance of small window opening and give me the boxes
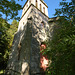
[40,21,44,28]
[29,0,31,5]
[36,0,38,8]
[28,17,32,20]
[27,4,28,8]
[23,22,24,25]
[43,7,45,14]
[40,4,42,11]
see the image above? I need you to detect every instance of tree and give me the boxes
[0,18,10,73]
[8,20,19,47]
[0,18,19,74]
[0,0,21,74]
[54,0,75,22]
[45,0,75,75]
[0,0,22,20]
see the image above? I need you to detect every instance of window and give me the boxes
[29,0,31,5]
[43,7,45,14]
[40,4,42,11]
[36,0,38,8]
[40,21,44,28]
[26,4,28,8]
[23,22,24,25]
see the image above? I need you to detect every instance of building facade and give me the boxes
[6,0,53,75]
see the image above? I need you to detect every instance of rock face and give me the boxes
[6,4,52,75]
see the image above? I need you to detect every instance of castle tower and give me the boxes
[6,0,50,75]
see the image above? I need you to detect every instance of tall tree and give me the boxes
[45,0,75,75]
[0,18,10,73]
[0,0,21,74]
[8,20,19,47]
[0,0,22,20]
[0,19,19,74]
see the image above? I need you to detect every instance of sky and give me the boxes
[9,0,71,23]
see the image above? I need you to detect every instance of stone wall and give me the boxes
[6,4,53,75]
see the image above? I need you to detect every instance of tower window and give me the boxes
[43,7,45,14]
[26,4,28,8]
[29,0,31,5]
[36,0,38,8]
[23,22,24,25]
[40,4,42,11]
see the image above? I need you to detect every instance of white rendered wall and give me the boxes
[18,5,49,42]
[37,0,48,16]
[22,0,48,17]
[22,1,30,16]
[18,6,32,31]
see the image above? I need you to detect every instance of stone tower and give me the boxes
[6,0,50,75]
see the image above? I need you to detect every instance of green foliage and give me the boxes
[0,0,21,73]
[45,0,75,75]
[0,18,10,71]
[8,20,19,46]
[0,0,22,20]
[0,18,19,73]
[54,0,75,21]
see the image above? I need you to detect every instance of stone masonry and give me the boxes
[5,0,56,75]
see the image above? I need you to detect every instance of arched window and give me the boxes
[40,4,42,11]
[36,0,38,8]
[43,7,45,14]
